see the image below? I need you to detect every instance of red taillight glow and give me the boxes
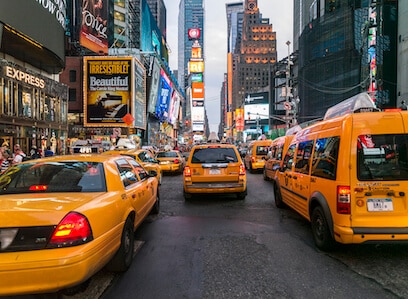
[48,212,93,248]
[239,164,246,175]
[251,156,255,163]
[174,159,180,164]
[184,166,191,177]
[29,185,48,191]
[337,185,351,214]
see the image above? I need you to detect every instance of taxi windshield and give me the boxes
[0,162,106,194]
[357,134,408,180]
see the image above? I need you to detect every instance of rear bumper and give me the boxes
[334,224,408,244]
[184,182,246,194]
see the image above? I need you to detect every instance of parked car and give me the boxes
[155,150,185,174]
[0,154,159,296]
[103,148,163,184]
[183,142,247,200]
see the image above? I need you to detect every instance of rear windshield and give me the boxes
[191,147,238,163]
[256,145,269,155]
[0,161,106,194]
[357,134,408,180]
[157,152,177,158]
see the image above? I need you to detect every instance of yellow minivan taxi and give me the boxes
[263,135,294,182]
[274,92,408,250]
[244,139,272,173]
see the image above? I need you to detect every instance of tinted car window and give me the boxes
[191,148,238,163]
[129,159,148,180]
[157,152,178,158]
[256,146,269,155]
[0,162,106,193]
[281,144,296,171]
[357,134,408,180]
[311,136,340,180]
[295,140,314,174]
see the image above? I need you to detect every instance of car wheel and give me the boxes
[236,189,247,200]
[311,206,335,251]
[263,167,269,181]
[274,183,286,208]
[150,189,160,214]
[183,191,192,200]
[106,217,134,272]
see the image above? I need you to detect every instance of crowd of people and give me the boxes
[0,143,54,175]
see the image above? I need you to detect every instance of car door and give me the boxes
[278,143,296,207]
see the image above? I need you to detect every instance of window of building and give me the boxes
[69,88,77,102]
[69,70,76,82]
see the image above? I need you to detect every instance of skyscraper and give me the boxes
[177,0,204,90]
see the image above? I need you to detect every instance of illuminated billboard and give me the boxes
[189,60,204,73]
[80,0,109,54]
[191,73,203,82]
[84,56,146,128]
[155,69,173,121]
[188,28,201,40]
[192,82,204,98]
[243,92,269,126]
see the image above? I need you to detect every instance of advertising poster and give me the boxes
[84,57,132,127]
[236,108,244,132]
[147,57,161,114]
[168,90,181,126]
[155,69,173,121]
[80,0,108,54]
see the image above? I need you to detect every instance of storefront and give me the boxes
[0,60,68,155]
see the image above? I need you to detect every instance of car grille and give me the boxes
[0,226,55,252]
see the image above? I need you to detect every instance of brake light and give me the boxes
[184,166,191,177]
[337,185,351,214]
[251,156,255,163]
[29,185,48,191]
[174,159,180,164]
[239,164,246,175]
[384,108,401,112]
[48,212,93,248]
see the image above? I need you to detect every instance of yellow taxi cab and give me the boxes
[103,148,162,184]
[0,154,159,296]
[244,139,272,173]
[183,141,247,200]
[263,134,294,181]
[274,92,408,250]
[155,150,185,174]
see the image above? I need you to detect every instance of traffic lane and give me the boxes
[102,216,396,298]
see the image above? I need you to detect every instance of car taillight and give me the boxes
[337,185,351,214]
[174,159,180,164]
[47,212,93,248]
[251,156,255,163]
[184,166,191,177]
[29,185,48,191]
[239,164,246,175]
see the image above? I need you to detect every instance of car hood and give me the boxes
[0,192,105,227]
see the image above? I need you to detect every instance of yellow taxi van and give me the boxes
[263,135,294,181]
[274,92,408,250]
[244,139,272,173]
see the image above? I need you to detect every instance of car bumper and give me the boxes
[159,164,182,172]
[251,161,265,170]
[184,182,246,194]
[0,227,120,295]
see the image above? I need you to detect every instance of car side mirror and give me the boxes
[148,170,158,177]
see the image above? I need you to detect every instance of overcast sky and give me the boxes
[163,0,293,131]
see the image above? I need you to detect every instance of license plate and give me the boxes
[209,168,221,175]
[367,198,393,212]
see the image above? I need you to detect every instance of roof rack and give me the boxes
[323,92,380,120]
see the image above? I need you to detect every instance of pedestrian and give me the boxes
[0,150,10,174]
[30,145,41,159]
[12,144,26,165]
[44,146,54,157]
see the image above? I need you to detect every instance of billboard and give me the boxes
[155,69,173,121]
[243,92,269,126]
[168,90,181,126]
[188,28,201,40]
[189,60,204,73]
[80,0,109,54]
[84,56,146,128]
[192,82,204,98]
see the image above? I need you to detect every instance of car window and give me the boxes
[357,134,408,180]
[191,147,238,163]
[115,158,139,187]
[281,144,296,171]
[0,162,106,193]
[256,146,269,155]
[295,140,314,175]
[129,159,149,180]
[311,136,340,180]
[157,152,177,158]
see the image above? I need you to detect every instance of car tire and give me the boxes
[274,183,286,208]
[236,188,247,200]
[263,167,269,181]
[183,191,192,200]
[311,206,335,251]
[106,217,134,272]
[150,189,160,215]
